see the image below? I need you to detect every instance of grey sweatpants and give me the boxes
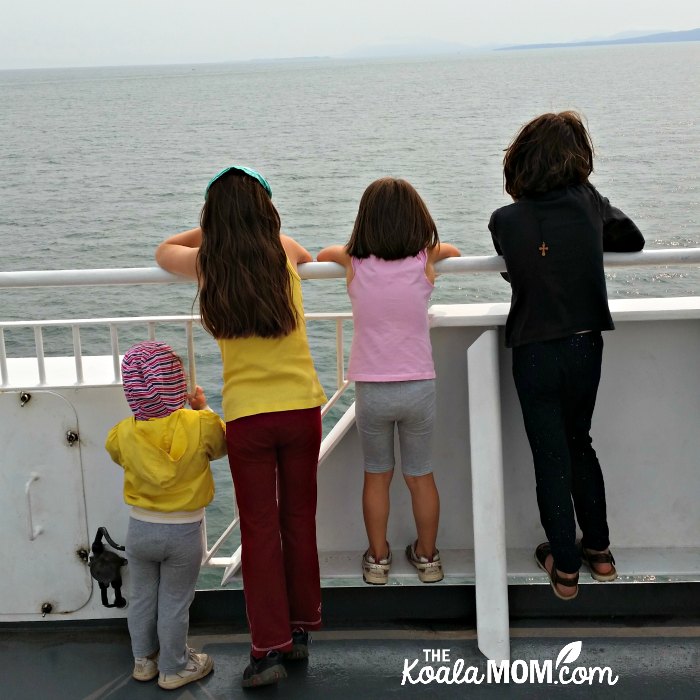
[125,518,203,673]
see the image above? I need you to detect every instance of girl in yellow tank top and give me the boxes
[155,165,326,688]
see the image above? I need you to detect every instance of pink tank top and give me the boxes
[347,250,435,382]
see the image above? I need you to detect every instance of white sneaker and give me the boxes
[158,648,214,690]
[362,547,392,585]
[406,542,444,583]
[133,652,159,681]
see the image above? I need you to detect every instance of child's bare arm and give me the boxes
[317,245,350,265]
[317,245,353,283]
[281,234,313,268]
[428,242,461,263]
[155,227,202,280]
[426,242,461,282]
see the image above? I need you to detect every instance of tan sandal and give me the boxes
[535,542,579,601]
[579,543,618,582]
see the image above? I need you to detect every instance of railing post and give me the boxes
[34,327,46,385]
[72,326,84,385]
[109,325,120,382]
[186,321,197,393]
[0,329,7,386]
[335,318,344,389]
[467,329,510,662]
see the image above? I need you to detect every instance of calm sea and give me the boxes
[1,44,698,579]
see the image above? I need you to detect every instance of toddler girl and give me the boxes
[105,341,226,688]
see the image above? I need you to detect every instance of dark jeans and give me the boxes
[512,332,610,573]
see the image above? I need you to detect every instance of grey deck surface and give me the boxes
[2,620,698,699]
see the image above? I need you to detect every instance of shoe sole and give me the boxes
[133,669,159,682]
[405,548,444,582]
[582,563,618,582]
[407,562,444,583]
[362,571,389,585]
[415,569,444,583]
[534,551,579,601]
[241,663,287,687]
[284,646,309,660]
[158,658,214,690]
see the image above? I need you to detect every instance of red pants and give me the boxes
[226,407,322,655]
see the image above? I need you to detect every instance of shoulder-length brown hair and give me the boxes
[503,111,594,199]
[346,177,439,260]
[197,170,297,339]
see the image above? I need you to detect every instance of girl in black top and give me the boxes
[489,111,644,600]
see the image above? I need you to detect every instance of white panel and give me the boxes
[0,391,91,614]
[467,330,510,662]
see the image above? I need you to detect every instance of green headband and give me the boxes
[205,165,272,199]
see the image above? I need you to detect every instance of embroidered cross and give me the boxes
[538,242,549,257]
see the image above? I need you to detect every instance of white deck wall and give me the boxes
[317,299,700,564]
[2,298,699,641]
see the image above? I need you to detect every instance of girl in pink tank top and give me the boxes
[318,177,460,585]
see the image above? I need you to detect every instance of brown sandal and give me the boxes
[579,543,618,582]
[535,542,579,601]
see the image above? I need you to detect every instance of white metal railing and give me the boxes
[0,316,199,389]
[2,250,699,584]
[1,249,699,289]
[0,310,353,584]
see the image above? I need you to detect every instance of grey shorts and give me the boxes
[354,379,436,476]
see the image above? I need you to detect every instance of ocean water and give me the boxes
[1,44,699,581]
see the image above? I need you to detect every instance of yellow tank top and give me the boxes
[217,260,327,422]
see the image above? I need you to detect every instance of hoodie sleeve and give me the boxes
[199,410,228,460]
[105,424,124,467]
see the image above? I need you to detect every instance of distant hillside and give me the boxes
[497,27,700,51]
[342,39,473,59]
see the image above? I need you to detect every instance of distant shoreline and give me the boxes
[2,29,698,72]
[497,27,700,51]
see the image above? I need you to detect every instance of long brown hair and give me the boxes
[346,177,439,260]
[503,111,594,199]
[197,169,297,339]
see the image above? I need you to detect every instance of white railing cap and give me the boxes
[0,248,699,288]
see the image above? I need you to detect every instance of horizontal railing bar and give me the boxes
[1,248,699,289]
[0,316,200,329]
[0,313,351,329]
[0,267,183,288]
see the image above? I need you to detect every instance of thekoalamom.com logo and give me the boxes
[401,641,619,686]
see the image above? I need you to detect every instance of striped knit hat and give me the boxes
[121,341,187,420]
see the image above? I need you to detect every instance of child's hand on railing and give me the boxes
[187,386,208,411]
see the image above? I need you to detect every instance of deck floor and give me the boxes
[2,619,699,699]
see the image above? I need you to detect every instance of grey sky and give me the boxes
[2,0,698,69]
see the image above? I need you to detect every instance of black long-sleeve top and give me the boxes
[489,183,645,348]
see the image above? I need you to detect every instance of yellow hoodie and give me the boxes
[105,408,227,514]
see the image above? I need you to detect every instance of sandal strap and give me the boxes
[584,549,616,565]
[553,570,579,588]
